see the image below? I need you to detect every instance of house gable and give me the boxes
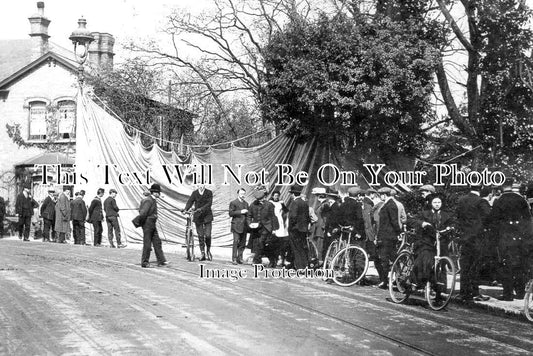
[0,51,78,91]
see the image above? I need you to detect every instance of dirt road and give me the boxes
[0,239,532,355]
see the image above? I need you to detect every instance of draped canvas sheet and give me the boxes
[75,92,342,247]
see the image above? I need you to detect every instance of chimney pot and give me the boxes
[28,2,51,59]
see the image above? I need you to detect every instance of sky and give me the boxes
[0,0,210,61]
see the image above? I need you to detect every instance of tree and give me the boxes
[87,58,195,149]
[431,0,533,178]
[261,12,442,167]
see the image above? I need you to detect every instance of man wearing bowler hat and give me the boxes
[134,184,168,268]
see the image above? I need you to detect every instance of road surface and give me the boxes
[0,239,531,355]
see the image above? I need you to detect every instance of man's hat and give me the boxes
[326,187,339,197]
[109,189,117,194]
[289,184,303,194]
[348,186,363,196]
[253,189,266,199]
[47,189,55,193]
[311,187,326,195]
[377,187,392,195]
[149,184,162,193]
[469,184,481,191]
[365,188,378,195]
[419,184,436,193]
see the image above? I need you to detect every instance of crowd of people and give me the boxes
[5,186,125,249]
[226,178,533,303]
[3,176,532,304]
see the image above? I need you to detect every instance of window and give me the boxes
[57,100,75,139]
[28,101,47,140]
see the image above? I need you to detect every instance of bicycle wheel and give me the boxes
[307,239,320,269]
[389,251,414,304]
[426,256,456,311]
[331,246,369,287]
[524,279,533,322]
[322,240,339,280]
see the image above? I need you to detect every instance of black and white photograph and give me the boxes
[1,0,533,355]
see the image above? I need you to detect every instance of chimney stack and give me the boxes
[88,32,115,71]
[28,2,50,59]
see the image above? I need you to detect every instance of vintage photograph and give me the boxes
[0,0,533,355]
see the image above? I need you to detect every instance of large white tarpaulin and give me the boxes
[75,92,341,247]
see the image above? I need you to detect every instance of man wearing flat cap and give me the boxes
[247,189,278,266]
[104,189,124,248]
[322,188,342,261]
[375,187,402,288]
[135,184,168,268]
[40,189,57,242]
[71,190,88,245]
[288,184,310,269]
[342,187,365,236]
[310,187,329,263]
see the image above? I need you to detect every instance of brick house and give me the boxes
[0,2,114,211]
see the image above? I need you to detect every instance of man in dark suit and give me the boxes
[104,189,124,248]
[456,185,492,302]
[88,188,105,246]
[184,184,213,261]
[229,188,250,264]
[16,186,38,241]
[40,190,56,242]
[134,184,168,268]
[71,190,88,245]
[376,187,402,288]
[288,184,310,269]
[490,177,533,301]
[322,189,341,262]
[341,187,366,238]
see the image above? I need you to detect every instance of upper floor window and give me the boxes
[57,100,75,139]
[28,101,47,140]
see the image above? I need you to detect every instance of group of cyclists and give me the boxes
[304,177,532,306]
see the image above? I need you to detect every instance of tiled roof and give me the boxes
[0,39,77,83]
[0,39,35,82]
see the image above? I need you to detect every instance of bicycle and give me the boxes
[322,227,348,280]
[389,227,457,311]
[389,230,415,303]
[181,209,195,262]
[329,225,369,287]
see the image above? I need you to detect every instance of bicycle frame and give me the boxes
[182,209,195,261]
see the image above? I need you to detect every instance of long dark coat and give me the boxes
[54,193,71,233]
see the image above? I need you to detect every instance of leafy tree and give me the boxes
[261,12,442,167]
